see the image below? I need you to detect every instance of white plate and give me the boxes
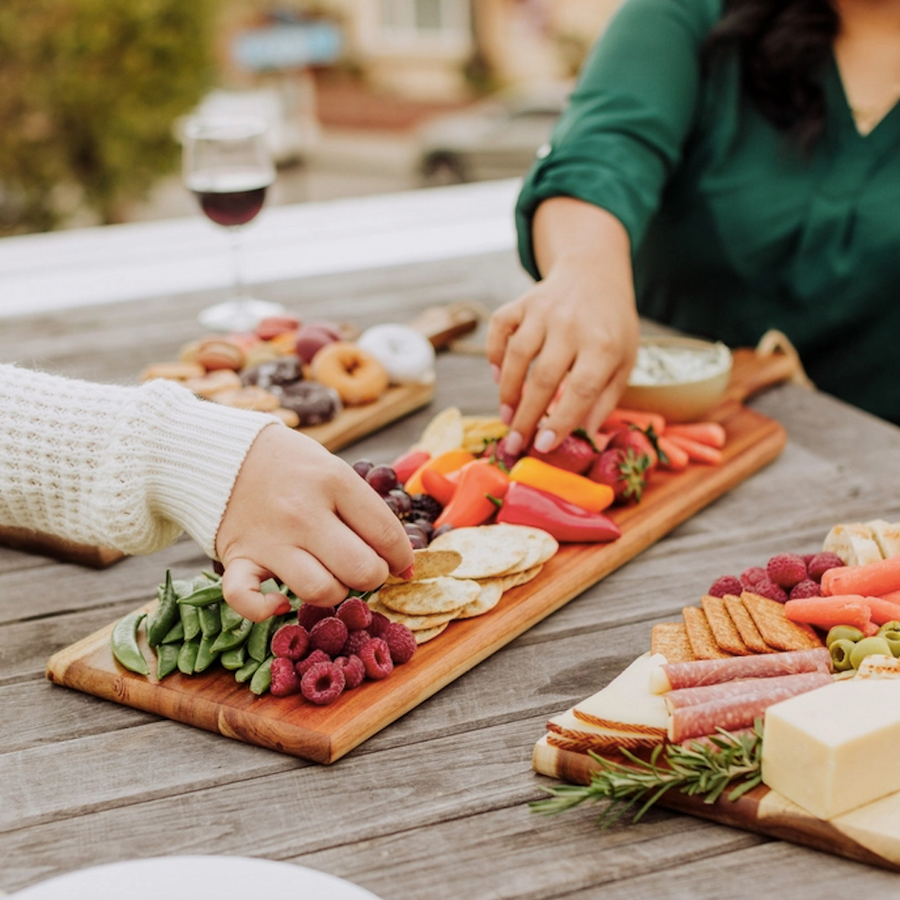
[11,856,383,900]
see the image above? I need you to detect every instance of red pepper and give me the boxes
[433,459,510,529]
[391,448,431,485]
[496,482,621,543]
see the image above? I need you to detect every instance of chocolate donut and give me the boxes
[241,356,303,390]
[276,380,343,426]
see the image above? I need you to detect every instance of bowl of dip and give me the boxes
[619,336,733,422]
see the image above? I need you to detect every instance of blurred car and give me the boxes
[415,82,572,186]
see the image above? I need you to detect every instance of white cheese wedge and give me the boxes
[762,679,900,820]
[573,652,669,733]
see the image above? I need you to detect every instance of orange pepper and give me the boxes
[433,459,510,529]
[420,467,457,506]
[508,457,614,513]
[404,449,476,496]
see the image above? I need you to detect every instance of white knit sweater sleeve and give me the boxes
[0,363,278,557]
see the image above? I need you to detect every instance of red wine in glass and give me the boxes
[189,168,271,227]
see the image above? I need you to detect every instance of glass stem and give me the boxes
[228,226,248,304]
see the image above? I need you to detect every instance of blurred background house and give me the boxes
[0,0,620,236]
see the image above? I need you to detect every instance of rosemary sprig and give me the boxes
[531,720,763,828]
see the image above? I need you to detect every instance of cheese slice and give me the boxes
[762,679,900,820]
[572,652,669,734]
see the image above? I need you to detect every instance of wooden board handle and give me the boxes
[725,330,814,406]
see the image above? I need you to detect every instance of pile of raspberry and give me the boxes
[707,551,846,603]
[268,596,417,704]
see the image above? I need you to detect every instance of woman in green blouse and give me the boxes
[486,0,900,456]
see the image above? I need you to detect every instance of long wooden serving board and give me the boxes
[46,349,792,764]
[533,736,900,873]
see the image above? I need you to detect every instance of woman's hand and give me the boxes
[215,424,414,622]
[486,198,639,454]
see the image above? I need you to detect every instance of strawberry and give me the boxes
[587,447,649,504]
[527,429,598,475]
[766,553,808,589]
[606,425,660,473]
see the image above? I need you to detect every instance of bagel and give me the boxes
[356,324,436,385]
[310,341,389,406]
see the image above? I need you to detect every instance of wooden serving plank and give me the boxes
[532,736,900,873]
[46,370,788,764]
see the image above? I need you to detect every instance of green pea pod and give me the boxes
[220,603,245,632]
[194,634,220,673]
[247,615,278,663]
[162,620,185,644]
[198,602,221,639]
[147,570,179,647]
[249,655,274,695]
[260,578,282,594]
[179,602,201,642]
[177,637,200,675]
[221,644,248,670]
[111,612,149,675]
[210,617,253,654]
[156,643,180,679]
[235,658,261,683]
[178,583,225,607]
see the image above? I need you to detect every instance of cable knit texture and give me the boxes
[0,364,277,557]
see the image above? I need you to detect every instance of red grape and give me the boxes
[366,464,398,495]
[352,459,373,479]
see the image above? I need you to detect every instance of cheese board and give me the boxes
[46,346,793,764]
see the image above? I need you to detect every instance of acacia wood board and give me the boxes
[532,735,900,873]
[45,351,790,764]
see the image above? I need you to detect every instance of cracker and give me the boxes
[455,578,504,619]
[415,406,464,456]
[368,595,459,631]
[428,526,529,579]
[383,548,462,584]
[741,591,823,651]
[700,594,752,656]
[495,524,559,574]
[377,576,481,616]
[413,622,449,644]
[501,564,543,590]
[723,594,774,653]
[682,606,733,660]
[651,622,695,663]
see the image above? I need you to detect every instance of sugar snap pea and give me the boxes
[235,658,261,683]
[194,634,220,673]
[198,602,221,639]
[179,601,201,642]
[156,643,180,679]
[221,644,248,670]
[178,583,225,607]
[162,620,185,644]
[111,612,150,675]
[247,615,278,663]
[210,617,253,654]
[177,637,201,675]
[220,603,245,632]
[249,655,274,695]
[147,569,179,647]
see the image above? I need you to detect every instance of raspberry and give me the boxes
[707,575,743,598]
[740,566,768,589]
[807,551,846,583]
[270,657,303,696]
[270,624,310,661]
[296,648,331,675]
[766,553,808,589]
[749,578,788,603]
[382,622,417,664]
[334,654,366,690]
[337,597,373,631]
[309,616,349,657]
[359,637,394,680]
[789,579,822,599]
[342,628,372,657]
[300,661,346,705]
[367,610,391,638]
[297,603,336,631]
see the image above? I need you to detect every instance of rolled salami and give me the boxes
[650,647,832,693]
[668,671,832,742]
[664,671,834,711]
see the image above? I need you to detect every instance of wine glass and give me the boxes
[182,115,286,332]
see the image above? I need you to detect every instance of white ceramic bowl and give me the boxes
[619,336,733,422]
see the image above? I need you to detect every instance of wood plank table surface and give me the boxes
[4,228,900,897]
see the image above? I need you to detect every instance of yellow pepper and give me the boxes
[508,457,614,513]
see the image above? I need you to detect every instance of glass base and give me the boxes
[197,297,287,333]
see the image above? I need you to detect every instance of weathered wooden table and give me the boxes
[3,200,900,897]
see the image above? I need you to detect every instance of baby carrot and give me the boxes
[663,422,726,449]
[601,408,667,435]
[822,554,900,598]
[665,433,723,465]
[656,435,690,471]
[864,596,900,626]
[784,594,873,632]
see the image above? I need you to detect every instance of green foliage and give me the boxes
[0,0,217,233]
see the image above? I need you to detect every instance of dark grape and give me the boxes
[404,523,429,544]
[410,517,434,539]
[408,534,428,550]
[432,524,454,540]
[388,489,412,517]
[383,494,402,516]
[352,459,373,479]
[366,464,399,495]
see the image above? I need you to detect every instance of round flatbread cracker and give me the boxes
[428,526,529,579]
[456,578,505,619]
[414,622,449,644]
[493,524,558,574]
[368,595,459,631]
[377,576,481,616]
[501,564,544,591]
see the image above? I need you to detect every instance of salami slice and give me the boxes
[668,671,832,742]
[664,671,834,711]
[651,647,832,693]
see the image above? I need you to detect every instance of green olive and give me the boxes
[829,638,857,672]
[825,624,865,647]
[849,636,893,670]
[878,627,900,657]
[878,620,900,635]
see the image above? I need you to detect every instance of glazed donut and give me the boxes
[276,381,343,426]
[356,324,436,385]
[241,356,303,390]
[310,341,389,406]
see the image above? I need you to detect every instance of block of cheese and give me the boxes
[762,679,900,820]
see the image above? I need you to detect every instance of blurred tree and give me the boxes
[0,0,216,234]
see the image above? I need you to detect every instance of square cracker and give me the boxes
[723,594,774,654]
[700,594,752,656]
[741,591,823,651]
[651,622,695,663]
[682,606,733,660]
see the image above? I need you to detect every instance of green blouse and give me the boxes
[516,0,900,423]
